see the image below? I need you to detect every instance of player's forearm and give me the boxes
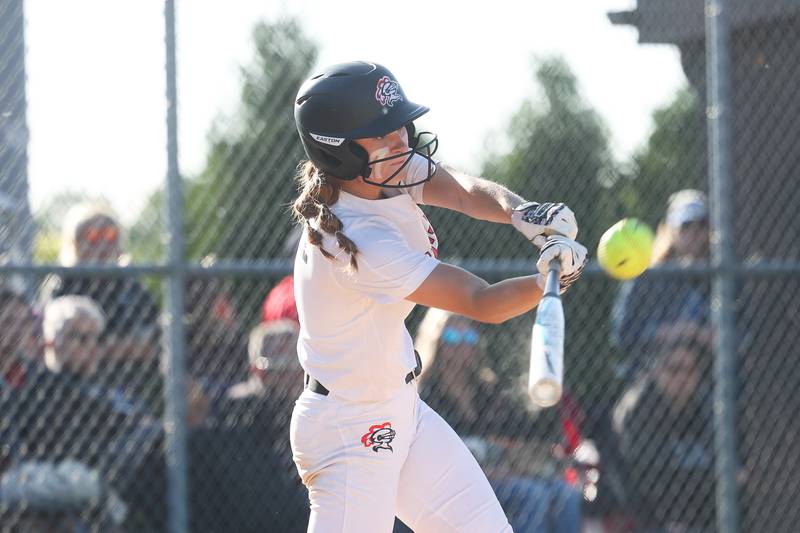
[472,275,544,323]
[450,170,525,224]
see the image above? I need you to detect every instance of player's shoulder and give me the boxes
[331,207,405,243]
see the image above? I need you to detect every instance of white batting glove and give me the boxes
[536,235,588,294]
[511,202,578,248]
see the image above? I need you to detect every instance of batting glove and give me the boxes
[511,201,578,248]
[536,235,588,294]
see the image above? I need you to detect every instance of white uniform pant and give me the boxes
[290,381,513,533]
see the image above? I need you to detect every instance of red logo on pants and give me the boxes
[361,422,396,453]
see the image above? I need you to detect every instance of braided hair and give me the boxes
[292,161,359,271]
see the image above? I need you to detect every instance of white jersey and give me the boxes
[294,178,440,402]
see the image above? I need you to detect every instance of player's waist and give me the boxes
[304,350,422,397]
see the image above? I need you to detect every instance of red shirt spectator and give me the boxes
[262,275,299,324]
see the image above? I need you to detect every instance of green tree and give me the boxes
[187,19,317,261]
[422,57,618,263]
[412,57,622,411]
[615,86,706,226]
[130,18,317,265]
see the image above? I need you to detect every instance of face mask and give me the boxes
[363,130,439,188]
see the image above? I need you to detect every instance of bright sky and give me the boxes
[24,0,686,224]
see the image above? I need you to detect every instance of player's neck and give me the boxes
[339,177,383,200]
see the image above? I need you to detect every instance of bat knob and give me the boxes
[529,378,562,408]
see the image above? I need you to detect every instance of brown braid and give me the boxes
[292,161,359,271]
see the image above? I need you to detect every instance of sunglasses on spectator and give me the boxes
[80,226,119,244]
[441,327,480,346]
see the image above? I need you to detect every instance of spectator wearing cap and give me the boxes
[217,319,303,481]
[227,319,303,400]
[39,202,161,364]
[262,275,299,324]
[610,190,712,377]
[260,228,302,326]
[38,202,163,414]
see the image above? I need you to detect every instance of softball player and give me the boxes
[290,61,588,533]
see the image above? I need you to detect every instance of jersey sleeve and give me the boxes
[332,220,439,304]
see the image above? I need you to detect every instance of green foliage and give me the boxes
[129,18,316,268]
[614,86,706,226]
[423,57,619,265]
[33,231,59,263]
[187,19,316,262]
[128,188,164,263]
[127,18,318,321]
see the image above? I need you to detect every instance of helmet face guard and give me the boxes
[294,61,438,188]
[362,128,439,188]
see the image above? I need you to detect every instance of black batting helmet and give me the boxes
[294,61,438,186]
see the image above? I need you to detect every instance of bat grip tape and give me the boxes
[544,258,561,297]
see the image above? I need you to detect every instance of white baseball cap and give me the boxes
[666,189,708,228]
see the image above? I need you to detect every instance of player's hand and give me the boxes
[536,235,588,293]
[511,202,578,248]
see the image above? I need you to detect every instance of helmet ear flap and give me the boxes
[347,141,371,180]
[300,133,370,181]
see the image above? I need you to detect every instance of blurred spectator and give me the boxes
[261,227,301,324]
[409,307,581,533]
[186,262,249,398]
[611,328,716,532]
[5,296,145,471]
[0,284,37,391]
[128,319,308,532]
[42,295,105,376]
[0,296,159,532]
[38,202,162,414]
[262,274,299,324]
[611,190,711,376]
[39,202,160,364]
[0,460,127,532]
[227,319,304,408]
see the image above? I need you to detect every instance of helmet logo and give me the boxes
[310,133,345,146]
[375,76,403,107]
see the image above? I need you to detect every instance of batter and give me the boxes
[289,61,588,533]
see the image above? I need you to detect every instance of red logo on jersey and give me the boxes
[361,422,396,453]
[421,213,439,258]
[375,76,403,107]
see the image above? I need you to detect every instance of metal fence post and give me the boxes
[163,1,188,532]
[0,0,35,291]
[705,0,740,531]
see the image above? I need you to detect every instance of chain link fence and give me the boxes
[1,0,799,531]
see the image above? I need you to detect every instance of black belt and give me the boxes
[305,351,422,397]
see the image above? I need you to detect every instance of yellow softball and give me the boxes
[597,218,655,280]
